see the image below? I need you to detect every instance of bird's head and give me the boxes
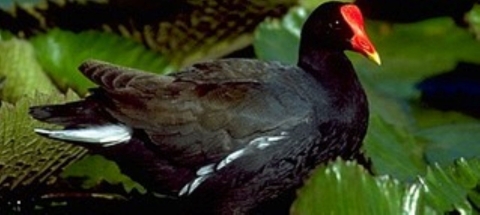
[301,1,381,65]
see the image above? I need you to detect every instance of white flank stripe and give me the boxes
[216,149,246,170]
[249,135,287,149]
[34,124,132,147]
[179,175,211,196]
[178,133,288,197]
[178,183,190,196]
[196,164,215,176]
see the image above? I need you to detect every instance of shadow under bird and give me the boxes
[29,1,381,214]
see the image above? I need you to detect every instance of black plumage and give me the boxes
[30,2,380,214]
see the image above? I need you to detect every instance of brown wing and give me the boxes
[80,59,311,167]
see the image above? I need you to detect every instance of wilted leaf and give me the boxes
[1,0,298,67]
[0,38,57,103]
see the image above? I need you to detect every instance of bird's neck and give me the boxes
[297,47,367,111]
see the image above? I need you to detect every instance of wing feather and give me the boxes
[79,59,312,166]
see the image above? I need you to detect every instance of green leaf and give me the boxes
[406,102,480,166]
[29,29,174,95]
[254,7,306,65]
[421,159,480,213]
[365,115,427,181]
[416,123,480,166]
[292,159,480,214]
[0,93,86,193]
[292,160,431,215]
[61,155,146,194]
[411,104,479,129]
[363,83,413,128]
[0,38,57,103]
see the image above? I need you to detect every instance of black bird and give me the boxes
[30,2,380,214]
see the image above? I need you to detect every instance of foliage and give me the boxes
[254,8,305,65]
[364,114,426,182]
[0,93,86,194]
[292,160,428,215]
[29,29,174,95]
[0,38,57,103]
[61,155,145,194]
[1,0,297,67]
[292,159,480,215]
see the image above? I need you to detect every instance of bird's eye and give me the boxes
[329,20,342,30]
[329,20,341,29]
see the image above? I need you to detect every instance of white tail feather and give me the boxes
[34,124,132,147]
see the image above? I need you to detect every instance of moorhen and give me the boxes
[29,1,381,214]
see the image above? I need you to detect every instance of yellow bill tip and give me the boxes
[367,51,381,66]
